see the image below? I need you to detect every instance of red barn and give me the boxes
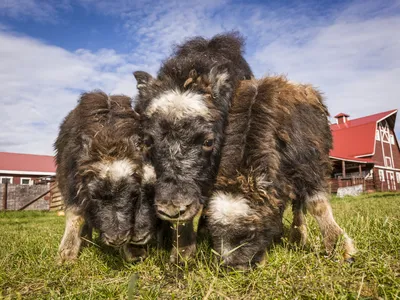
[330,109,400,192]
[0,152,56,185]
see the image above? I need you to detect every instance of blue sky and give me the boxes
[0,0,399,154]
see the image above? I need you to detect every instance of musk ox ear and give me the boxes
[183,69,198,88]
[133,71,154,91]
[132,109,141,120]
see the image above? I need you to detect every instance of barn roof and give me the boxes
[0,152,56,175]
[330,109,398,159]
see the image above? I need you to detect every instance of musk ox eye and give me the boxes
[202,138,214,151]
[132,171,141,181]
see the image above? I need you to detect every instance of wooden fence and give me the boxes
[49,182,64,211]
[329,178,375,193]
[0,182,64,211]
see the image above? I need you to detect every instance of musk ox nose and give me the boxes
[103,231,130,247]
[131,232,152,245]
[157,205,189,220]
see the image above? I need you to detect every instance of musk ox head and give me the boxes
[81,156,142,247]
[206,192,284,270]
[133,33,253,223]
[133,67,234,222]
[76,95,143,247]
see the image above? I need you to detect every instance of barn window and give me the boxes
[390,134,395,145]
[375,130,380,141]
[384,157,392,168]
[397,172,400,183]
[0,177,13,184]
[21,178,33,185]
[378,170,385,182]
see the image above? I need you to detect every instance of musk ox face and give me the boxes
[143,114,220,222]
[134,70,229,222]
[81,157,142,247]
[207,192,284,270]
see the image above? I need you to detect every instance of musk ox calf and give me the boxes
[206,77,356,270]
[133,32,253,262]
[55,91,144,263]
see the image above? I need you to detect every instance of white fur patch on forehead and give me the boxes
[208,192,251,225]
[145,90,211,120]
[98,159,133,181]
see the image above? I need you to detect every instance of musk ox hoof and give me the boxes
[289,225,307,247]
[170,244,196,264]
[121,244,147,263]
[57,248,79,265]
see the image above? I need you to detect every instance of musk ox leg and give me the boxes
[289,201,307,247]
[170,206,203,264]
[305,192,356,260]
[57,208,85,264]
[121,244,147,263]
[81,222,93,246]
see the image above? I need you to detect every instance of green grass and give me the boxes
[1,193,400,299]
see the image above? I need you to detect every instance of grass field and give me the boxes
[1,193,399,299]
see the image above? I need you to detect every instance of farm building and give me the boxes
[0,152,56,185]
[0,152,63,211]
[330,109,400,192]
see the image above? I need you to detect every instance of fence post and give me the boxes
[2,182,8,210]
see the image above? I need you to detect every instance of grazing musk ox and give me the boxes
[55,91,143,263]
[133,32,253,262]
[206,77,356,270]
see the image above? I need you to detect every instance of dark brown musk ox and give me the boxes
[55,91,147,263]
[133,32,253,262]
[206,76,356,270]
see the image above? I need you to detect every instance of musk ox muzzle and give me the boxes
[101,230,131,247]
[154,182,202,222]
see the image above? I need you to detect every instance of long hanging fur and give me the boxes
[207,76,354,269]
[55,91,145,263]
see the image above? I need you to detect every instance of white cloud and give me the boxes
[0,30,143,155]
[113,0,400,133]
[1,0,399,155]
[81,0,229,62]
[0,0,71,22]
[251,1,400,133]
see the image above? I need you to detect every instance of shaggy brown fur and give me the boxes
[55,91,144,263]
[207,77,355,269]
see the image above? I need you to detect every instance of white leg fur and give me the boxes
[57,208,85,264]
[305,192,356,259]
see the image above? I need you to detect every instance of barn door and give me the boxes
[386,171,396,190]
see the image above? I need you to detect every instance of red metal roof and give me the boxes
[0,152,56,174]
[330,109,397,159]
